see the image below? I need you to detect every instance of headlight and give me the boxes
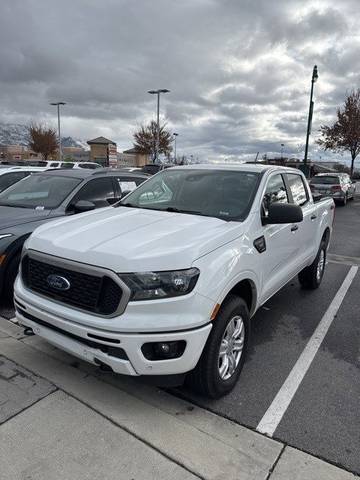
[0,234,13,240]
[119,268,200,301]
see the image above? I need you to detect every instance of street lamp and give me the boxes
[148,89,170,163]
[304,65,318,170]
[173,132,178,163]
[50,102,66,161]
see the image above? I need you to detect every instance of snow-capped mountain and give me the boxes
[0,123,88,150]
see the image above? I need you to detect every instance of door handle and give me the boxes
[310,214,317,220]
[291,224,298,232]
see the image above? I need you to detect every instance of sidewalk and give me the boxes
[0,317,358,480]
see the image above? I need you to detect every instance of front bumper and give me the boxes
[14,283,212,376]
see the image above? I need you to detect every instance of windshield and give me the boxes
[119,168,260,220]
[0,174,81,209]
[310,176,339,185]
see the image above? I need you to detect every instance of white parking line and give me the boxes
[257,265,358,437]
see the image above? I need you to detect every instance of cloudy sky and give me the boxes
[0,0,359,163]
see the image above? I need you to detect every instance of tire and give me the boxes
[3,253,21,304]
[186,295,250,399]
[298,241,326,290]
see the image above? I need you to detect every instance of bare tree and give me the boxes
[317,89,360,177]
[133,121,172,162]
[28,123,58,160]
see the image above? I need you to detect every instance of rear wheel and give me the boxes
[298,241,326,289]
[186,295,250,399]
[3,253,21,304]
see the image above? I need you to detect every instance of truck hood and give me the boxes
[0,206,52,230]
[27,206,244,271]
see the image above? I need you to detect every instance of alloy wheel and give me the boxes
[218,315,245,380]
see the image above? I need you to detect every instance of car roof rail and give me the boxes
[91,168,111,175]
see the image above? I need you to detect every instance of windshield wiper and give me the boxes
[163,207,204,216]
[119,202,138,208]
[0,203,31,208]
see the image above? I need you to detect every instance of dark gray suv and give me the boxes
[0,168,147,301]
[309,173,356,206]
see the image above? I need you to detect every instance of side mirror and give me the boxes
[73,200,96,213]
[264,203,303,225]
[312,193,322,203]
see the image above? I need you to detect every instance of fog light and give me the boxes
[158,343,171,354]
[142,341,186,361]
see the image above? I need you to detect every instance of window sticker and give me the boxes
[119,181,137,192]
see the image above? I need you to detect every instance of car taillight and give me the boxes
[331,185,341,191]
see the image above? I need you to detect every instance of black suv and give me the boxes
[0,168,148,300]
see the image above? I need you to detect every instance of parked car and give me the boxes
[1,160,102,169]
[309,173,356,205]
[60,161,103,170]
[0,166,47,193]
[14,165,335,398]
[141,164,173,175]
[0,168,147,301]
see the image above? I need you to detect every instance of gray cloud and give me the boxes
[0,0,359,162]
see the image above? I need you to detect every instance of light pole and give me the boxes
[280,143,284,161]
[50,102,66,161]
[148,89,170,163]
[173,132,178,163]
[304,65,318,169]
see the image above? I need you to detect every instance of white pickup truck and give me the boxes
[15,164,335,398]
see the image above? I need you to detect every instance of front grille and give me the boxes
[22,256,123,315]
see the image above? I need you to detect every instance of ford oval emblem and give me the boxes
[47,274,71,291]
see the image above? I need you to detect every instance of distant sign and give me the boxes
[108,144,117,168]
[108,155,117,167]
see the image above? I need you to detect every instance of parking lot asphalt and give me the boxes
[176,197,360,475]
[329,194,360,258]
[1,197,359,476]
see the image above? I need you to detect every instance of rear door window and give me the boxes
[310,176,338,185]
[287,174,308,206]
[116,176,145,195]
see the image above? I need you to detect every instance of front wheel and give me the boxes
[298,241,326,289]
[186,295,250,399]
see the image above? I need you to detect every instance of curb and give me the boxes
[0,317,358,480]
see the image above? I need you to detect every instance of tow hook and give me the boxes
[23,327,34,336]
[94,358,113,373]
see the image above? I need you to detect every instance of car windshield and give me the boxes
[119,168,260,220]
[0,174,81,209]
[310,176,339,185]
